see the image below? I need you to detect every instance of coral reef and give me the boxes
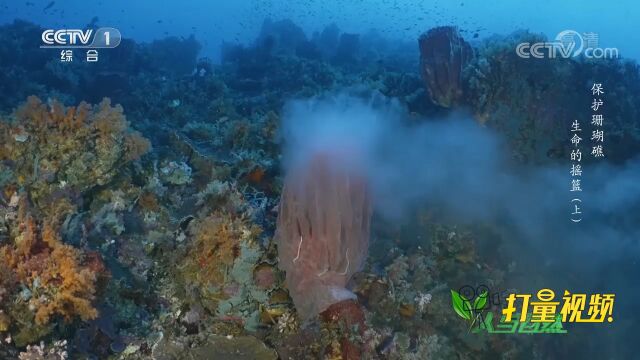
[18,340,69,360]
[0,95,147,353]
[159,161,192,185]
[0,202,101,346]
[175,205,275,332]
[462,31,574,163]
[0,17,638,360]
[320,299,367,360]
[0,96,150,213]
[461,31,640,163]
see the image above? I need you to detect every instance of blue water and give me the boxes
[2,0,638,61]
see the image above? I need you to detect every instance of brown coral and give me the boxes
[275,153,372,321]
[419,26,473,108]
[34,225,98,324]
[179,212,262,309]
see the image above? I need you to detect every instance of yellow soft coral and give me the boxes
[33,224,98,325]
[0,96,150,210]
[178,212,261,308]
[189,213,246,285]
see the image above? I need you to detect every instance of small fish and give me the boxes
[43,1,54,11]
[87,16,99,28]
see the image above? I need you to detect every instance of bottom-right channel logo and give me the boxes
[451,286,614,334]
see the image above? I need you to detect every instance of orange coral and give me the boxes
[246,166,266,185]
[1,215,99,327]
[93,98,128,135]
[15,214,37,257]
[34,237,98,325]
[123,132,152,161]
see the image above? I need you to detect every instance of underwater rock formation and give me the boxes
[313,23,341,59]
[152,334,277,360]
[147,35,201,76]
[256,18,308,56]
[333,33,360,65]
[418,26,473,108]
[275,153,371,321]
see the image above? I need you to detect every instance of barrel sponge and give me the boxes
[275,153,371,321]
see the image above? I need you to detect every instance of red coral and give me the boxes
[275,153,372,321]
[321,299,367,360]
[419,26,473,108]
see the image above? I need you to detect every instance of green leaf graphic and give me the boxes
[451,290,472,320]
[473,291,488,311]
